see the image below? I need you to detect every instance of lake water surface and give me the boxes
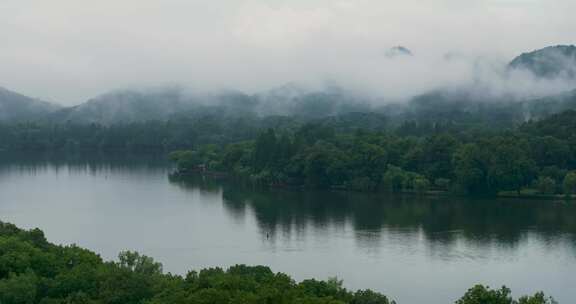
[0,154,574,303]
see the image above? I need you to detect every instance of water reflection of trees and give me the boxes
[172,176,576,253]
[0,152,169,177]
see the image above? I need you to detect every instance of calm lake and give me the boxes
[0,154,574,303]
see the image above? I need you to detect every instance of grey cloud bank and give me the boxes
[0,0,574,105]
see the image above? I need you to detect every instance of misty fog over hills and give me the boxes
[0,87,61,122]
[509,45,576,79]
[1,45,575,126]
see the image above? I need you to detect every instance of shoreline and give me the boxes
[171,170,575,201]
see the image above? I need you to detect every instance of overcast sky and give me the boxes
[0,0,574,105]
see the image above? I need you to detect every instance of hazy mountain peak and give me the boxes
[509,45,576,79]
[0,86,61,122]
[53,87,193,125]
[385,46,413,58]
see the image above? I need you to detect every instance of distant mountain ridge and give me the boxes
[1,44,576,125]
[43,85,371,125]
[47,88,197,125]
[0,87,61,122]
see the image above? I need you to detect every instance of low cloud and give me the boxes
[0,0,574,105]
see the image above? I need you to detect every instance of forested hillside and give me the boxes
[509,45,576,79]
[0,87,60,122]
[170,110,576,197]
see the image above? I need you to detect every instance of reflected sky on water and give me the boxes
[0,154,574,303]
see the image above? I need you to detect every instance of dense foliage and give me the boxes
[456,286,556,304]
[170,110,576,197]
[0,221,556,303]
[0,111,391,152]
[0,116,288,152]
